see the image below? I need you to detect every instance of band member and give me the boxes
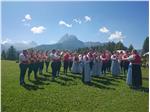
[111,51,121,76]
[56,51,62,76]
[106,51,111,72]
[119,51,124,73]
[87,52,94,73]
[71,53,80,74]
[100,51,108,75]
[19,50,28,85]
[38,51,44,75]
[82,54,91,83]
[45,50,50,72]
[28,50,37,80]
[79,54,84,74]
[49,49,58,80]
[33,51,40,79]
[122,51,129,75]
[92,53,102,77]
[125,50,142,89]
[68,53,73,71]
[63,51,69,75]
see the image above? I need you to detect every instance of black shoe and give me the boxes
[20,82,26,86]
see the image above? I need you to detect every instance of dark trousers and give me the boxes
[33,62,39,79]
[28,63,37,80]
[89,61,93,71]
[19,63,28,84]
[45,61,50,72]
[69,61,73,71]
[120,61,123,72]
[123,61,129,74]
[107,60,111,72]
[102,63,107,74]
[132,64,142,88]
[56,61,61,75]
[39,62,44,74]
[51,62,57,79]
[64,60,69,74]
[82,66,85,82]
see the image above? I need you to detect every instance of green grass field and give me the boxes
[1,60,149,112]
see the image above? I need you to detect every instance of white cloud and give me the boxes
[25,14,32,21]
[22,14,32,23]
[84,16,91,22]
[59,20,72,28]
[99,27,109,33]
[73,19,82,24]
[30,26,46,34]
[0,38,12,44]
[108,31,125,42]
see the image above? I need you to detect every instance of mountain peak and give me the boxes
[58,33,79,43]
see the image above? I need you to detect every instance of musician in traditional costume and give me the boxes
[124,50,142,88]
[100,51,108,75]
[122,51,129,75]
[39,51,45,75]
[71,53,80,74]
[63,51,69,75]
[92,53,102,77]
[82,54,91,83]
[19,50,28,85]
[79,54,84,74]
[45,50,50,72]
[68,53,73,72]
[56,50,62,76]
[106,51,111,73]
[119,51,124,73]
[34,51,40,79]
[49,49,58,80]
[111,51,121,76]
[28,50,37,80]
[87,52,94,75]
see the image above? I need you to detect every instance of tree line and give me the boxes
[1,37,149,60]
[76,37,149,54]
[76,41,134,54]
[1,46,19,60]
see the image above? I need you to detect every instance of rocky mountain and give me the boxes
[1,34,103,51]
[35,34,103,51]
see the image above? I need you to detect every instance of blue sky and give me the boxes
[2,1,148,49]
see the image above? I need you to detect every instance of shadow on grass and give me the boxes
[59,75,74,82]
[93,76,120,82]
[114,75,126,81]
[92,76,120,86]
[52,79,67,86]
[85,81,115,90]
[42,73,51,78]
[22,84,44,91]
[50,75,78,86]
[67,73,82,80]
[30,77,50,85]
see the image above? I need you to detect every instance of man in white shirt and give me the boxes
[19,50,28,85]
[49,49,58,80]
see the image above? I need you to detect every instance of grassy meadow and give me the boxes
[1,60,149,112]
